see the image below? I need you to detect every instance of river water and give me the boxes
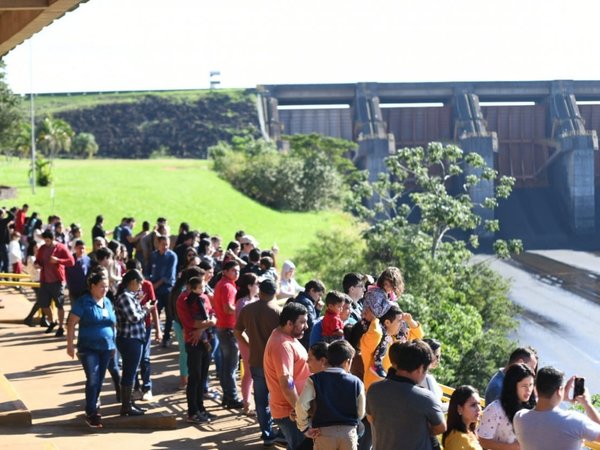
[481,251,600,395]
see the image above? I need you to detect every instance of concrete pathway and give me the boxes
[0,287,266,450]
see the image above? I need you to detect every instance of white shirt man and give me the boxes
[514,366,600,450]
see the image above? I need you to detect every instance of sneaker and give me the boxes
[23,317,34,327]
[40,318,50,328]
[203,390,219,400]
[44,322,57,334]
[141,390,153,401]
[222,399,244,409]
[55,327,64,337]
[187,412,210,424]
[85,414,103,428]
[204,410,218,420]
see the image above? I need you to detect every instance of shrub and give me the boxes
[28,157,54,186]
[209,135,350,211]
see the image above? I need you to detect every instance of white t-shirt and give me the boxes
[514,406,600,450]
[477,399,517,443]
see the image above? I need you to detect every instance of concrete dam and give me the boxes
[257,81,600,250]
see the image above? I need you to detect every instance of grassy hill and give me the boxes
[21,89,247,116]
[0,158,354,267]
[18,89,260,159]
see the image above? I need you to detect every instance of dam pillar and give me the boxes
[351,83,394,183]
[256,87,283,143]
[451,91,498,236]
[546,81,597,234]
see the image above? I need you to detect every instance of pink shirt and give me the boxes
[263,327,310,419]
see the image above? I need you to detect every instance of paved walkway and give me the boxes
[0,287,265,449]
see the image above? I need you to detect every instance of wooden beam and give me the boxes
[0,0,49,10]
[0,0,82,56]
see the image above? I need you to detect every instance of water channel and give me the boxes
[482,250,600,394]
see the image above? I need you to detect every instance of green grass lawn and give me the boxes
[0,158,353,265]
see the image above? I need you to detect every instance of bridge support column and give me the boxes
[452,92,498,236]
[547,82,598,234]
[352,83,393,182]
[256,88,283,142]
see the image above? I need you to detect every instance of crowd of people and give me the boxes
[1,203,599,449]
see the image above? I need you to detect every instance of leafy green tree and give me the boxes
[357,142,522,259]
[71,132,99,159]
[294,142,523,389]
[0,61,22,155]
[209,134,353,211]
[14,122,33,159]
[37,116,74,159]
[285,133,359,182]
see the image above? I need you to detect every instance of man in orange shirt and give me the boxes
[263,302,311,450]
[213,260,243,408]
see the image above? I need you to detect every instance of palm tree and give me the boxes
[37,116,74,159]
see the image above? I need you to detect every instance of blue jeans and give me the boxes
[250,366,274,441]
[156,288,172,344]
[274,417,306,450]
[78,347,112,416]
[116,336,143,387]
[215,328,239,402]
[139,327,153,391]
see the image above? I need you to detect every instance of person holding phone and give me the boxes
[114,269,155,416]
[125,259,162,401]
[514,366,600,450]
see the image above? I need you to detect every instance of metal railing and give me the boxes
[0,273,40,288]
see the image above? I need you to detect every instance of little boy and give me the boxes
[187,276,214,350]
[321,291,345,343]
[308,342,329,374]
[296,340,366,450]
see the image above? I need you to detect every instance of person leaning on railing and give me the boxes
[443,385,483,450]
[477,363,536,450]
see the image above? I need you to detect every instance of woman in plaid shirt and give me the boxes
[115,269,154,416]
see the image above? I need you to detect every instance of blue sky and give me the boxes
[3,0,600,94]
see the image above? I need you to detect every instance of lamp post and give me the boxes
[29,40,35,194]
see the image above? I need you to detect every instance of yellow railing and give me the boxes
[0,273,40,288]
[440,384,600,450]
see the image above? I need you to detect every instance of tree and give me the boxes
[209,134,356,211]
[28,156,53,186]
[0,61,22,155]
[356,142,522,259]
[295,142,523,389]
[37,116,74,159]
[14,122,32,159]
[71,132,99,159]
